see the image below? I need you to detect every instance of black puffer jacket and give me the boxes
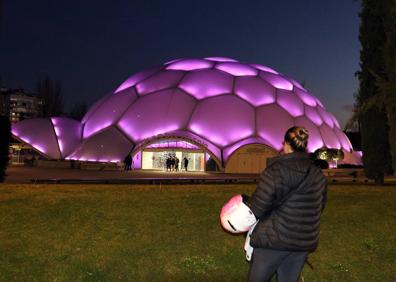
[249,151,327,252]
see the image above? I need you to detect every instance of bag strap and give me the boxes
[273,164,312,209]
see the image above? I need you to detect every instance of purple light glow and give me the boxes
[328,112,341,129]
[114,67,161,94]
[132,130,223,165]
[146,140,199,149]
[83,88,137,139]
[189,123,204,135]
[132,151,142,169]
[166,59,213,71]
[53,126,60,136]
[81,92,112,124]
[31,143,46,153]
[141,125,180,140]
[11,57,359,167]
[189,95,255,147]
[204,57,238,62]
[287,78,307,91]
[339,150,363,166]
[234,76,276,106]
[165,58,184,64]
[12,118,61,159]
[223,137,272,161]
[215,62,258,76]
[179,69,233,99]
[276,90,304,117]
[51,118,63,154]
[118,89,195,142]
[83,121,113,139]
[319,124,341,149]
[334,128,352,152]
[250,64,278,74]
[18,135,31,143]
[304,105,323,126]
[68,127,133,162]
[136,70,184,95]
[58,140,64,152]
[294,88,317,107]
[314,97,324,108]
[50,117,82,158]
[259,72,294,91]
[317,107,335,128]
[257,104,294,151]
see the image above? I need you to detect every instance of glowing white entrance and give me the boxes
[142,150,205,171]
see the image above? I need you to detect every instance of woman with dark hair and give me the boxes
[247,126,327,282]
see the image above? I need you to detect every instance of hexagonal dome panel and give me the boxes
[276,89,304,117]
[234,76,275,106]
[189,95,255,147]
[118,89,196,142]
[83,87,138,139]
[12,57,357,167]
[136,70,184,95]
[257,103,294,151]
[215,62,258,76]
[179,69,233,99]
[304,105,323,126]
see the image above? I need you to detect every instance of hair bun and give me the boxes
[284,126,309,152]
[296,127,308,141]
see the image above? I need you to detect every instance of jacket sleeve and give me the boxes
[249,164,278,219]
[321,180,328,213]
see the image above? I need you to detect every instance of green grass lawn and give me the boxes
[0,184,395,281]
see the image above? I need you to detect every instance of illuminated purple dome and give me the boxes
[12,57,362,170]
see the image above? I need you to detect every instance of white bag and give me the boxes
[244,221,258,261]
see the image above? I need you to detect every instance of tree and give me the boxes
[68,101,87,121]
[37,77,64,117]
[355,0,393,184]
[0,0,3,27]
[375,0,396,172]
[0,115,11,182]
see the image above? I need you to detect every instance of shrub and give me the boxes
[0,116,11,182]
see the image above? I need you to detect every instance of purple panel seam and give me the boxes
[50,118,63,159]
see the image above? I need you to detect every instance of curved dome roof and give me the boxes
[12,57,354,165]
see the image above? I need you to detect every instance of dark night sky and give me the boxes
[0,0,360,128]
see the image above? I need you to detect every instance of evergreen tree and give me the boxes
[0,0,3,27]
[0,115,11,182]
[37,77,64,117]
[376,0,396,172]
[356,0,393,184]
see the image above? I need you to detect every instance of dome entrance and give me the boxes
[140,139,206,171]
[141,151,206,171]
[131,135,223,171]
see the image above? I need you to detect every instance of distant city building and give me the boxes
[0,88,43,123]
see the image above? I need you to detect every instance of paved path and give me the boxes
[4,166,258,184]
[4,165,396,185]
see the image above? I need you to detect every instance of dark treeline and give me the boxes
[0,115,10,182]
[355,0,396,184]
[36,76,87,121]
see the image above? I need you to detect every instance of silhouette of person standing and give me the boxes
[175,157,180,171]
[124,153,132,171]
[183,157,189,171]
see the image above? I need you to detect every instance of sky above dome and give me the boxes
[0,0,360,128]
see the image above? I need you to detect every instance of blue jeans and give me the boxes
[248,248,308,282]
